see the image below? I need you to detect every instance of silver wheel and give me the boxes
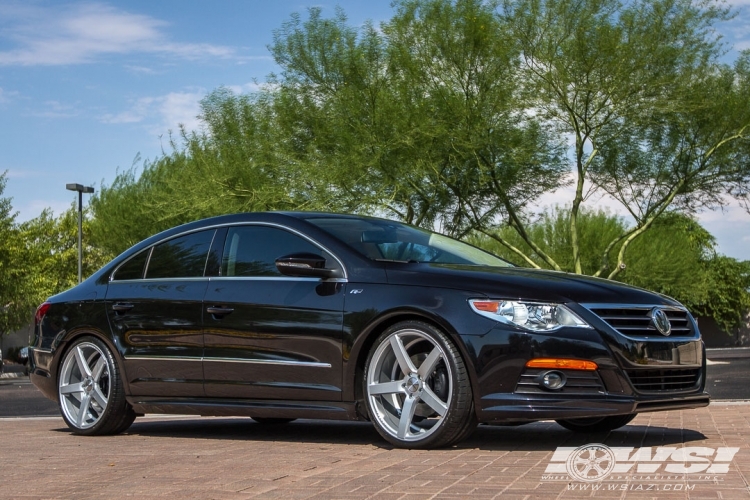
[59,342,111,430]
[366,328,452,443]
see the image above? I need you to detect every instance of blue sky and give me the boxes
[1,0,749,261]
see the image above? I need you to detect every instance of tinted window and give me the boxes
[222,226,336,277]
[146,230,215,279]
[306,217,511,266]
[113,250,149,280]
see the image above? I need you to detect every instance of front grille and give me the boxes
[588,306,693,337]
[515,368,605,395]
[625,368,701,393]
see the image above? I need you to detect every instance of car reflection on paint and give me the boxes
[29,212,709,448]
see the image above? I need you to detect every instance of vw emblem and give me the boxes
[650,308,672,336]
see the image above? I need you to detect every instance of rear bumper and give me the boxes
[28,347,58,402]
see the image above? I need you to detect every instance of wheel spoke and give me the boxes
[390,335,417,375]
[77,394,91,427]
[74,346,92,377]
[419,386,448,416]
[397,396,418,439]
[417,347,442,379]
[91,357,106,383]
[60,382,84,395]
[368,381,405,396]
[92,386,108,409]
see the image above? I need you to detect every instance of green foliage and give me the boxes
[473,207,750,331]
[469,207,627,273]
[0,173,29,335]
[692,257,750,332]
[21,205,114,295]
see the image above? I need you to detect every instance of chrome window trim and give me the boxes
[109,277,210,283]
[109,221,348,282]
[124,355,331,368]
[110,247,152,282]
[207,276,341,283]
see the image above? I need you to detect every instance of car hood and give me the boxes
[384,263,679,306]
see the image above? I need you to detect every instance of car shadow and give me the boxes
[53,418,707,451]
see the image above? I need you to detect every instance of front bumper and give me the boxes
[477,392,710,423]
[464,319,709,424]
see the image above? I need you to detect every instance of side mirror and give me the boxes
[275,253,337,278]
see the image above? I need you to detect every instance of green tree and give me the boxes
[90,0,750,282]
[472,207,749,330]
[0,173,30,336]
[505,0,749,276]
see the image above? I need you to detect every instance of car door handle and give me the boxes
[206,306,234,316]
[112,302,134,312]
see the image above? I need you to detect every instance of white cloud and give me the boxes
[157,91,204,132]
[100,90,205,133]
[29,100,80,118]
[0,2,236,66]
[0,87,19,103]
[226,82,264,95]
[124,65,157,75]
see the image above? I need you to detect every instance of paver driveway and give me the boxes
[1,403,749,499]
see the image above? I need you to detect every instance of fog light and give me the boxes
[541,371,566,390]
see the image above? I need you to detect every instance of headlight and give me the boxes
[469,299,591,331]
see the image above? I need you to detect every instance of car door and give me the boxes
[203,224,345,401]
[105,229,217,397]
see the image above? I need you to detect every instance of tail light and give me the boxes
[35,302,51,325]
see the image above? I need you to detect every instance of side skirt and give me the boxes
[127,396,363,421]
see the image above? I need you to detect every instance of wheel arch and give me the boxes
[54,327,131,396]
[346,308,479,408]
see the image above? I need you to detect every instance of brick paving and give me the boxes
[1,403,749,499]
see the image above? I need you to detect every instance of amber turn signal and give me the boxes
[525,358,598,371]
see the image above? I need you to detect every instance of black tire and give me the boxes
[57,336,135,436]
[250,417,297,424]
[556,414,636,433]
[363,321,474,449]
[447,403,478,446]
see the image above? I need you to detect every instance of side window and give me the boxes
[146,230,215,279]
[113,249,149,281]
[222,226,339,277]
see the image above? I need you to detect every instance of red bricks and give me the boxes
[1,404,749,499]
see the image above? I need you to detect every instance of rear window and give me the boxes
[146,230,215,279]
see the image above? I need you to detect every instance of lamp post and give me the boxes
[66,183,95,283]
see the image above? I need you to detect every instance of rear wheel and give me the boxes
[556,414,636,433]
[363,321,474,449]
[58,336,135,435]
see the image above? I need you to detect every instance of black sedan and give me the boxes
[29,212,709,448]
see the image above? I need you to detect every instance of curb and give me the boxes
[706,347,750,360]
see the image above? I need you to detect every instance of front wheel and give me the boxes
[58,336,135,435]
[556,414,636,433]
[363,321,474,449]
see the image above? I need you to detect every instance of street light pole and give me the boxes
[65,183,95,283]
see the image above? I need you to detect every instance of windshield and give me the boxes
[305,216,512,267]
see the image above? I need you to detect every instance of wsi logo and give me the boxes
[544,444,740,482]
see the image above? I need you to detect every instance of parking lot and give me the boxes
[0,403,748,499]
